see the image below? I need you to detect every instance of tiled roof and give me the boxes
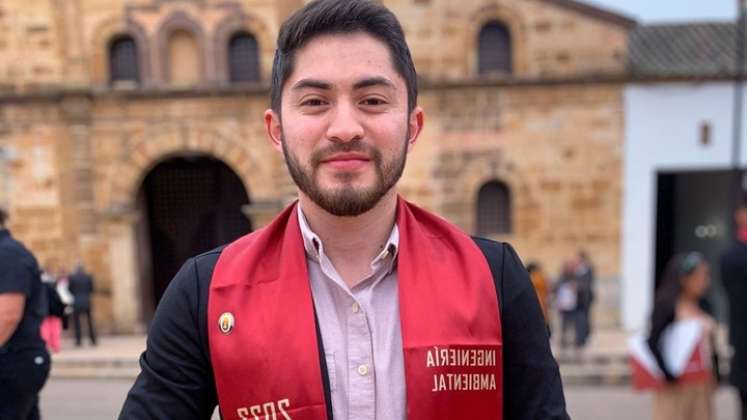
[629,22,745,78]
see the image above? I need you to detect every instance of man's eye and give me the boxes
[301,99,326,106]
[361,98,386,106]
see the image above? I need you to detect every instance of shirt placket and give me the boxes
[346,297,376,420]
[318,256,377,420]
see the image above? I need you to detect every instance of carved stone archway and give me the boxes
[102,125,282,331]
[155,11,208,84]
[90,16,151,86]
[466,4,529,78]
[436,149,526,237]
[213,11,275,85]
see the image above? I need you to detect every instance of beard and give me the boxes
[281,136,408,217]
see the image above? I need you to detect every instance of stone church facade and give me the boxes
[0,0,632,332]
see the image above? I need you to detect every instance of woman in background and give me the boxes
[555,259,579,358]
[527,262,551,335]
[647,252,716,420]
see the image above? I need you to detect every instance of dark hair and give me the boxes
[0,207,6,226]
[647,252,704,381]
[526,262,540,273]
[270,0,418,113]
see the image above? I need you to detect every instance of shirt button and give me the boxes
[357,364,369,376]
[351,302,360,313]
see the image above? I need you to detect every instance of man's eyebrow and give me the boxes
[291,79,332,91]
[353,77,395,90]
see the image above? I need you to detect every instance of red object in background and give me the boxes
[40,316,62,353]
[628,320,713,391]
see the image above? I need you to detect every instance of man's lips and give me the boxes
[320,153,371,170]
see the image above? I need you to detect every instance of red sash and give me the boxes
[208,198,503,419]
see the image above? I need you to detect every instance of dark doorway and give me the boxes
[138,155,252,322]
[654,170,732,322]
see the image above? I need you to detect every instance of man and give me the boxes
[721,199,747,420]
[68,263,97,347]
[0,208,51,419]
[120,1,568,419]
[574,251,595,352]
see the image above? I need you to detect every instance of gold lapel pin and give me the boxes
[218,312,235,335]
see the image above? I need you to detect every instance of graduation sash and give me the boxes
[208,197,503,419]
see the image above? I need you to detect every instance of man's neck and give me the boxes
[298,190,398,287]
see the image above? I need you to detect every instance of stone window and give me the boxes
[478,21,512,75]
[109,35,140,84]
[476,180,512,235]
[228,32,260,83]
[168,29,201,85]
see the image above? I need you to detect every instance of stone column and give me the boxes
[61,96,96,236]
[105,209,142,334]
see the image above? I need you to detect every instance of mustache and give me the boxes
[310,140,382,167]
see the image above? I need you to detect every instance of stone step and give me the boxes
[50,356,140,379]
[50,364,141,380]
[49,354,635,385]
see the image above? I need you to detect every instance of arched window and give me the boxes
[109,35,139,84]
[228,32,260,83]
[476,181,512,235]
[478,21,512,75]
[168,29,201,85]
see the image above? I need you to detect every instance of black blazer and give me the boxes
[119,238,569,419]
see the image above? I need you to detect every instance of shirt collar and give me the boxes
[297,204,399,266]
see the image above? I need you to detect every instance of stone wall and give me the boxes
[0,0,630,89]
[0,0,631,331]
[426,84,623,276]
[387,0,629,80]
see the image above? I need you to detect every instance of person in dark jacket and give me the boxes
[574,250,595,350]
[721,199,747,420]
[0,208,50,419]
[68,264,97,347]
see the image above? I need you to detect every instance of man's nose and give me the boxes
[326,102,364,143]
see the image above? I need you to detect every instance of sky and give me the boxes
[582,0,737,23]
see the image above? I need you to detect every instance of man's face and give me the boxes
[265,32,423,216]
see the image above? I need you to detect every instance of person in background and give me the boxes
[55,268,74,331]
[527,261,551,333]
[0,207,51,419]
[721,198,747,420]
[555,259,579,358]
[68,263,97,347]
[574,250,595,351]
[39,267,63,353]
[647,252,715,420]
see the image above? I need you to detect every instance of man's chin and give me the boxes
[310,186,388,217]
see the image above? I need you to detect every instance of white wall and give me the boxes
[622,81,747,331]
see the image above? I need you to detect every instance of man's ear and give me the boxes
[406,106,425,153]
[264,109,283,152]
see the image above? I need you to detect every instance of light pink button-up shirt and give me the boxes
[298,207,406,420]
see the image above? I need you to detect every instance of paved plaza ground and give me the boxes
[40,378,740,420]
[34,332,739,419]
